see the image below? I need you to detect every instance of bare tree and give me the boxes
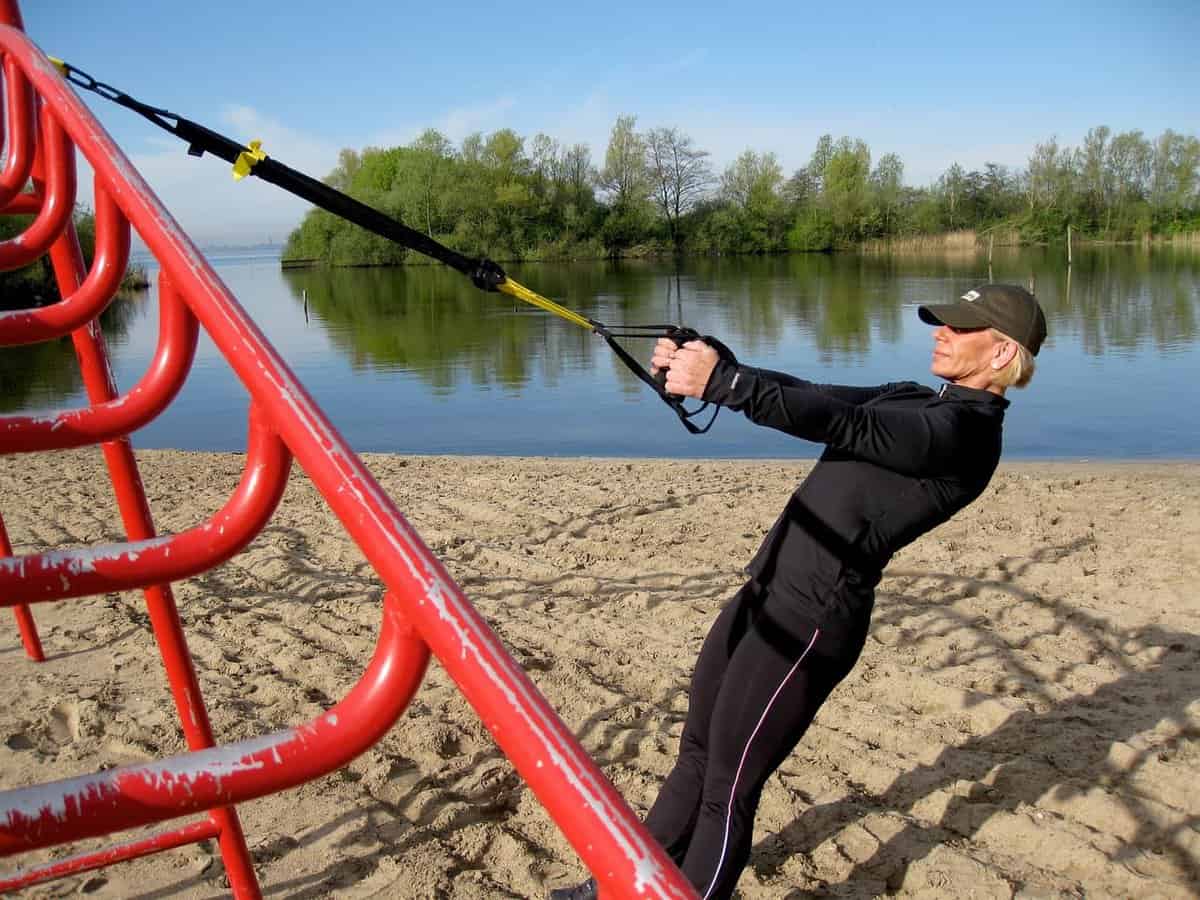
[562,144,593,204]
[645,126,713,249]
[1025,138,1074,213]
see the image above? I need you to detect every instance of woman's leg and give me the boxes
[678,604,865,899]
[642,580,761,864]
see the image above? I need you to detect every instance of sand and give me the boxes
[1,450,1198,899]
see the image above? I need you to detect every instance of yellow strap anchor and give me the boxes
[233,139,267,180]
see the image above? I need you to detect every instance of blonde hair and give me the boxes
[990,329,1036,388]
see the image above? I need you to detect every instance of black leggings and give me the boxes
[643,580,867,899]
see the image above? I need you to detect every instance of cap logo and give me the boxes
[961,289,981,302]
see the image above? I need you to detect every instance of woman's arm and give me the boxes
[705,358,972,475]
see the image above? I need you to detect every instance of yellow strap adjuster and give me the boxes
[498,277,594,331]
[47,56,68,77]
[233,139,267,180]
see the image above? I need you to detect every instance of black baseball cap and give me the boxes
[918,284,1048,356]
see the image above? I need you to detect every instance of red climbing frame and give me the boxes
[0,4,697,898]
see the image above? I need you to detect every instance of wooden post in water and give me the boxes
[988,233,994,282]
[1067,224,1073,265]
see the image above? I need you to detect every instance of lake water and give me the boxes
[4,245,1198,459]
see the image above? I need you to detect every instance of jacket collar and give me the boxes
[938,382,1010,409]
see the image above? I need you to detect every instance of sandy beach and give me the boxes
[1,450,1198,899]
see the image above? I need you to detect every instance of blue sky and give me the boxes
[22,1,1199,246]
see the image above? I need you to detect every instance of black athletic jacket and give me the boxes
[703,359,1009,641]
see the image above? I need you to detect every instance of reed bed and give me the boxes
[860,229,980,254]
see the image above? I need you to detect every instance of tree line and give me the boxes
[282,118,1200,265]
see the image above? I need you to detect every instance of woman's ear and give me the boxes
[991,339,1018,370]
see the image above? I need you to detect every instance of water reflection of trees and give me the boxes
[931,244,1200,355]
[0,290,144,413]
[283,266,597,393]
[282,247,1199,391]
[1041,247,1198,355]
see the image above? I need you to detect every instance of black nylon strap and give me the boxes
[59,62,488,280]
[58,62,728,433]
[174,116,484,278]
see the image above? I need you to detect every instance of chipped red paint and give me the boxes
[0,6,697,898]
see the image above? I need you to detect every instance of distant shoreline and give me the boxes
[275,232,1199,270]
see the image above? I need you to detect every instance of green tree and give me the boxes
[981,163,1018,222]
[720,150,786,252]
[807,134,834,194]
[600,115,650,213]
[1149,130,1200,232]
[823,139,873,242]
[1025,138,1075,215]
[406,128,454,237]
[599,114,652,251]
[871,152,903,235]
[1106,130,1152,236]
[325,148,362,192]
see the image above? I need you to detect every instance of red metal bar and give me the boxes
[0,100,74,268]
[0,53,35,206]
[0,266,197,452]
[0,592,430,853]
[0,1,21,31]
[43,222,262,898]
[1,22,697,899]
[1,189,42,214]
[0,819,218,893]
[0,181,129,346]
[0,10,698,897]
[0,402,292,605]
[0,513,42,661]
[0,4,264,894]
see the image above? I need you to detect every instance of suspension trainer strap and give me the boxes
[52,59,484,279]
[51,58,723,433]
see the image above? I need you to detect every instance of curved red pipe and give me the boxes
[0,102,74,268]
[0,593,430,854]
[0,23,698,899]
[0,403,292,605]
[0,268,196,452]
[0,820,219,892]
[0,181,130,345]
[0,53,34,207]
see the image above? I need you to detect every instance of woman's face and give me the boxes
[930,324,1006,389]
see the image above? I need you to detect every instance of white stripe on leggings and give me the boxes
[701,627,820,900]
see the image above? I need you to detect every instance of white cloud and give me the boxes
[434,96,518,143]
[369,96,519,150]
